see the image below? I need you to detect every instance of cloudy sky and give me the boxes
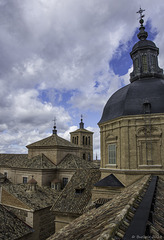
[0,0,164,158]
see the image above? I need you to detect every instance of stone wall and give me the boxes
[19,233,34,240]
[5,204,55,240]
[54,214,78,232]
[0,168,56,186]
[70,130,93,161]
[5,205,28,222]
[91,186,123,201]
[33,207,55,240]
[28,147,80,165]
[99,113,164,186]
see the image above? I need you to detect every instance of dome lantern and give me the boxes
[130,8,164,83]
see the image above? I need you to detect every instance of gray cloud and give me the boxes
[0,0,164,153]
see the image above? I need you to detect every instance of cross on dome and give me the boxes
[52,117,57,134]
[136,7,145,20]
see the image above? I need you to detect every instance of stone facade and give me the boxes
[0,166,56,186]
[54,214,78,232]
[98,113,164,186]
[27,134,81,165]
[70,128,93,161]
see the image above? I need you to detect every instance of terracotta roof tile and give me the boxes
[57,154,98,169]
[26,134,79,148]
[48,175,150,240]
[0,153,56,169]
[27,177,37,184]
[150,177,164,238]
[51,168,101,215]
[0,204,33,240]
[2,183,60,210]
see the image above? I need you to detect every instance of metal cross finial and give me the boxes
[79,114,84,129]
[136,7,145,20]
[52,117,57,134]
[53,117,56,126]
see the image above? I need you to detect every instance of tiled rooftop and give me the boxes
[94,173,125,187]
[0,153,56,169]
[48,175,151,240]
[150,178,164,238]
[57,154,98,169]
[2,182,60,211]
[51,168,101,215]
[26,134,79,148]
[0,204,33,240]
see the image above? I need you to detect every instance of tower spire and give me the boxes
[136,7,148,40]
[79,114,84,129]
[52,117,57,134]
[130,8,164,82]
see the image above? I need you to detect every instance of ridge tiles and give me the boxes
[26,134,79,148]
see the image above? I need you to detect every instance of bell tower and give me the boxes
[70,115,93,161]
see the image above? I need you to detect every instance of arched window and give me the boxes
[77,136,78,145]
[108,144,116,164]
[88,153,90,161]
[72,137,74,143]
[88,136,90,145]
[143,101,151,114]
[151,55,156,69]
[83,136,85,145]
[75,137,76,144]
[142,55,148,72]
[86,137,87,145]
[134,58,139,73]
[83,153,86,160]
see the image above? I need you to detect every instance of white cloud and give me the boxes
[1,0,164,154]
[59,125,78,140]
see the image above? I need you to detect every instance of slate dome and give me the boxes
[132,40,157,53]
[99,14,164,124]
[99,77,164,124]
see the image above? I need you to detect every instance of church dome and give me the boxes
[99,77,164,123]
[132,39,157,52]
[99,11,164,124]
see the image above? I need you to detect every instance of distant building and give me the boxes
[70,117,94,161]
[0,119,99,239]
[0,119,94,187]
